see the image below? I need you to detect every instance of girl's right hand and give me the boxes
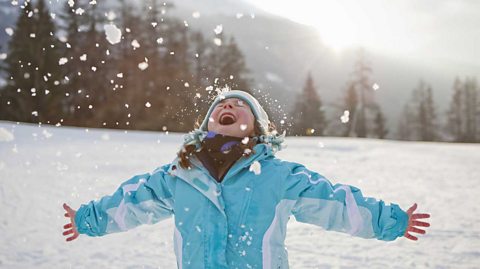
[62,203,79,242]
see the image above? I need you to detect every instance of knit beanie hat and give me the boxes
[182,90,285,153]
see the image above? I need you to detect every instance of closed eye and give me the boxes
[216,100,244,107]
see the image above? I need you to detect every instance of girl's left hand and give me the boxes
[62,203,79,242]
[404,203,430,241]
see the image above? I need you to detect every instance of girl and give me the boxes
[63,90,430,269]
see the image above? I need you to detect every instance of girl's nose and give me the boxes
[223,102,233,109]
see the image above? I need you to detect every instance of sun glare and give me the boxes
[310,14,359,51]
[300,2,360,51]
[251,0,361,51]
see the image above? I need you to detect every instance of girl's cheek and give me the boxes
[210,110,220,122]
[239,112,254,126]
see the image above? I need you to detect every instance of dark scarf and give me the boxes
[194,131,249,183]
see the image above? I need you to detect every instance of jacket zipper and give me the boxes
[236,189,253,229]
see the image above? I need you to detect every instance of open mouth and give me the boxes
[219,112,236,125]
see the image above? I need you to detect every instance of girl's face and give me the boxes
[207,98,256,138]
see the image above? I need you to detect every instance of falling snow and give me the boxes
[58,57,68,65]
[105,11,116,21]
[103,24,122,45]
[131,39,140,49]
[340,110,350,123]
[138,61,149,70]
[5,27,14,36]
[75,8,85,15]
[214,25,223,35]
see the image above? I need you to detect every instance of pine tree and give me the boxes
[346,50,379,138]
[342,83,358,137]
[397,103,415,140]
[206,34,251,91]
[191,31,208,87]
[219,37,251,90]
[374,110,388,139]
[400,80,438,141]
[353,52,371,137]
[423,86,437,141]
[59,0,107,126]
[446,77,463,141]
[0,0,64,123]
[291,73,327,136]
[445,78,480,143]
[464,78,478,142]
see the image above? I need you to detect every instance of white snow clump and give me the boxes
[249,161,261,175]
[104,24,122,45]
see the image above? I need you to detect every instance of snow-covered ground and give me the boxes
[0,121,478,268]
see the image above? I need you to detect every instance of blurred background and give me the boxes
[0,0,479,142]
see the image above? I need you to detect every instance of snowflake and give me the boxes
[138,61,148,70]
[5,27,14,36]
[214,24,223,35]
[58,58,68,65]
[340,110,350,123]
[103,24,122,45]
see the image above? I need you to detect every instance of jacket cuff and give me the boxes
[379,204,409,241]
[75,204,94,236]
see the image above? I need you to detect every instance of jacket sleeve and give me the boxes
[285,163,408,241]
[74,164,176,237]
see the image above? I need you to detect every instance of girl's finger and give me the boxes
[408,227,426,234]
[404,232,418,241]
[412,220,430,227]
[63,223,72,229]
[63,229,74,236]
[412,213,430,219]
[406,203,417,215]
[63,203,71,211]
[66,233,79,242]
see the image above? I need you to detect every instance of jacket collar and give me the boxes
[167,143,274,215]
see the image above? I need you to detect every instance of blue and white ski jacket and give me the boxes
[75,143,409,269]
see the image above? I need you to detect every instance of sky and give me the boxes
[247,0,480,70]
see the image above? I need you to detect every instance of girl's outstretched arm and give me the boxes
[285,163,430,241]
[62,164,176,239]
